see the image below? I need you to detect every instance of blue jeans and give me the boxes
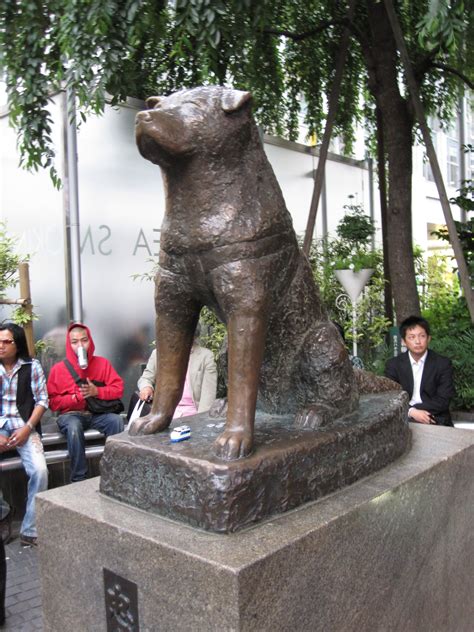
[57,412,124,482]
[0,429,48,538]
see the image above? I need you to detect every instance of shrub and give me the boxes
[421,265,473,411]
[429,326,474,411]
[336,198,376,245]
[199,306,227,360]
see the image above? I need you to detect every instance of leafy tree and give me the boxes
[1,0,472,321]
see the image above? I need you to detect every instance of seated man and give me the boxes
[0,323,48,547]
[47,323,124,482]
[385,315,455,426]
[138,326,217,417]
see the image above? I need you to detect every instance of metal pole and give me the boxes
[61,87,84,324]
[302,0,357,255]
[352,305,357,358]
[367,156,375,250]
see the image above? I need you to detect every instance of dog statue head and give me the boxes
[135,86,252,168]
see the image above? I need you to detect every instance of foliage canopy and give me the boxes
[1,0,472,179]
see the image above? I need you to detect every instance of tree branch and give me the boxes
[264,20,340,41]
[264,17,375,74]
[431,62,474,90]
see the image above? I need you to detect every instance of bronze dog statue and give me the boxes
[129,86,358,459]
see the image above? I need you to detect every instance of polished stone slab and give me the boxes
[37,424,474,631]
[100,392,410,532]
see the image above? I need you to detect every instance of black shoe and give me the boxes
[20,534,37,547]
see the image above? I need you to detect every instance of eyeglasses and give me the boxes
[0,339,15,346]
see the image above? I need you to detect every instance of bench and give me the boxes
[0,428,108,472]
[0,411,129,472]
[1,417,128,519]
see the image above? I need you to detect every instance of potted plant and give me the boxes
[332,199,378,302]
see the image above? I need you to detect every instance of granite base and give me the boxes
[37,424,474,631]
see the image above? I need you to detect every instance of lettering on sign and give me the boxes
[132,228,161,256]
[81,225,112,256]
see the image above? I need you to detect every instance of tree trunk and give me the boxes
[383,0,474,323]
[365,1,420,323]
[302,0,357,255]
[381,96,420,322]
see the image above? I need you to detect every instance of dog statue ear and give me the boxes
[221,89,252,113]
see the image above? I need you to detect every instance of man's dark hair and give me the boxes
[0,322,31,360]
[399,315,430,339]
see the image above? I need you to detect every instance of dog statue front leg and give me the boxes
[214,313,267,460]
[129,312,197,436]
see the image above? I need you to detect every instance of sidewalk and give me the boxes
[2,528,43,631]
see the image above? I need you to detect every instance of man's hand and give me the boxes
[7,425,31,448]
[139,386,154,402]
[79,378,99,399]
[409,408,435,424]
[0,425,31,452]
[0,434,11,453]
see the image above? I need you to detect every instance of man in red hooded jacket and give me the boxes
[47,323,124,482]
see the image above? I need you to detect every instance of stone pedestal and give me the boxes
[37,425,474,631]
[100,392,410,532]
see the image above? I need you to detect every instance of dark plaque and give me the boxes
[104,568,139,631]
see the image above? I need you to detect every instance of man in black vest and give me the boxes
[385,315,455,426]
[0,323,48,546]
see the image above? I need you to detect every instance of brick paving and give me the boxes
[2,528,43,631]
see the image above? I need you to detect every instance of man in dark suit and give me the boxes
[385,315,455,426]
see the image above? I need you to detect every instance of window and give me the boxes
[446,115,460,187]
[447,138,459,187]
[467,99,474,180]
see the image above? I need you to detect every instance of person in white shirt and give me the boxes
[385,316,455,426]
[137,326,217,416]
